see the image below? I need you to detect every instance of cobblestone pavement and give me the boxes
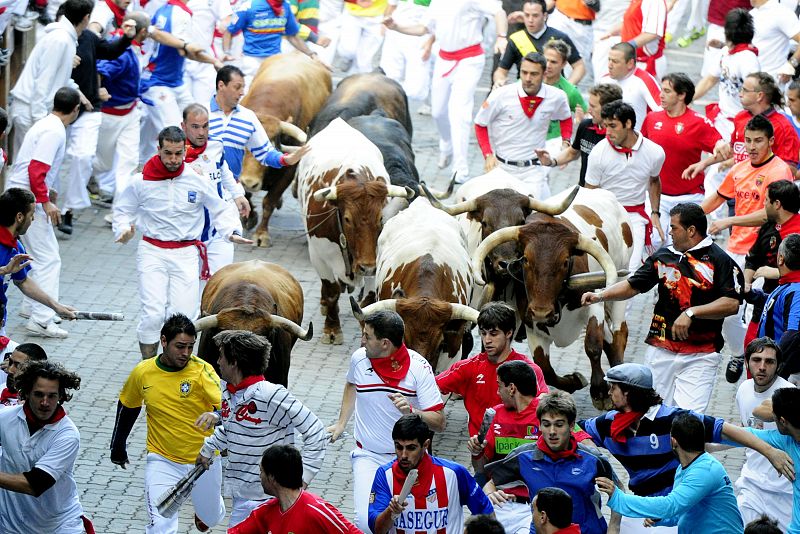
[3,37,750,533]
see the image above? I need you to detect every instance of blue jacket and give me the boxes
[757,281,800,343]
[229,0,299,58]
[97,47,141,107]
[608,452,744,533]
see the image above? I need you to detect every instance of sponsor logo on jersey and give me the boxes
[395,508,449,530]
[675,122,684,134]
[188,191,197,203]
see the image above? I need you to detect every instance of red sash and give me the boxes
[143,236,211,280]
[102,101,137,116]
[438,43,483,77]
[625,204,653,246]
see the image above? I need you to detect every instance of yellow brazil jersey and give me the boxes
[344,0,388,18]
[119,355,221,464]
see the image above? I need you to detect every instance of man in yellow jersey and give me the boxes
[109,314,224,533]
[337,0,387,73]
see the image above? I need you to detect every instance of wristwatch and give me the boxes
[684,308,695,319]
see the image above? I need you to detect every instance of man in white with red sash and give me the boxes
[112,126,250,360]
[384,0,507,184]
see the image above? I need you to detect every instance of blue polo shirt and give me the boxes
[228,0,299,58]
[0,227,30,328]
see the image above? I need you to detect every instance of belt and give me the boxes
[570,16,593,25]
[142,236,211,280]
[496,155,542,168]
[513,496,530,504]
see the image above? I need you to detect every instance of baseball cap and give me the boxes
[604,363,653,390]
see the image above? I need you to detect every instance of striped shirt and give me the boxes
[757,282,800,343]
[200,377,327,500]
[579,404,724,497]
[208,96,284,179]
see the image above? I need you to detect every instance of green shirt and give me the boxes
[546,76,585,140]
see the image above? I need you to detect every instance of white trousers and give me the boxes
[722,251,746,357]
[336,12,383,74]
[139,84,193,164]
[627,210,649,273]
[94,108,141,196]
[61,111,102,212]
[238,55,264,93]
[10,99,36,157]
[431,53,484,180]
[380,31,432,102]
[494,499,533,534]
[136,240,201,344]
[205,231,234,277]
[547,9,594,79]
[735,483,792,532]
[644,345,721,412]
[498,162,550,199]
[666,0,708,35]
[317,16,342,65]
[229,496,270,528]
[620,516,678,533]
[656,193,705,247]
[144,452,225,534]
[351,447,394,533]
[20,204,60,325]
[183,60,217,110]
[591,34,620,80]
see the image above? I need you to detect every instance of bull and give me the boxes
[471,187,633,409]
[238,53,333,247]
[194,260,313,387]
[350,198,479,373]
[297,118,414,344]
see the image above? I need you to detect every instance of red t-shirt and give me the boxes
[642,109,721,195]
[436,350,549,436]
[731,109,800,168]
[229,491,360,534]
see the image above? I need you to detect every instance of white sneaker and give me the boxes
[437,152,452,169]
[19,308,61,323]
[104,213,113,226]
[25,320,68,339]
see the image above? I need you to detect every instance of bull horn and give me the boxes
[528,185,580,215]
[449,303,480,323]
[270,314,314,341]
[575,234,618,289]
[566,270,630,292]
[419,173,456,200]
[312,186,337,202]
[471,226,522,286]
[278,120,307,143]
[358,297,399,319]
[387,185,415,198]
[194,314,218,331]
[421,183,478,216]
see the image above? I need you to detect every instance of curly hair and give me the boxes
[15,360,81,404]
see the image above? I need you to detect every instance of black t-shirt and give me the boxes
[571,118,606,186]
[498,26,582,73]
[627,240,743,353]
[501,0,527,35]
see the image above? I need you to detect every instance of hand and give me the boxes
[389,392,412,414]
[420,37,433,61]
[706,38,724,49]
[0,254,33,276]
[54,304,77,320]
[222,53,237,62]
[234,196,251,218]
[671,309,693,341]
[212,59,224,71]
[766,447,795,481]
[708,218,730,235]
[387,495,407,518]
[581,291,603,306]
[98,87,111,102]
[467,435,487,456]
[483,154,498,172]
[494,36,507,56]
[595,476,616,497]
[116,224,135,244]
[317,35,331,47]
[486,489,512,506]
[195,453,212,470]
[713,140,731,161]
[535,149,552,167]
[110,448,129,469]
[382,16,398,31]
[507,10,524,22]
[310,54,333,71]
[282,144,311,166]
[643,518,659,528]
[229,234,254,245]
[754,266,779,280]
[779,73,792,85]
[651,213,665,242]
[79,91,93,111]
[744,282,752,294]
[681,162,705,180]
[72,54,81,68]
[43,202,61,225]
[574,105,585,123]
[326,422,345,442]
[121,18,136,38]
[195,411,219,431]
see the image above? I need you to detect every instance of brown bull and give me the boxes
[238,53,332,247]
[195,260,312,387]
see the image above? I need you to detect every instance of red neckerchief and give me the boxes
[104,0,126,28]
[142,155,184,181]
[23,403,67,434]
[0,336,9,350]
[167,0,193,15]
[587,123,606,134]
[537,435,579,460]
[370,343,411,387]
[729,44,758,56]
[267,0,283,15]
[520,95,543,119]
[184,142,207,163]
[610,410,645,442]
[608,138,633,157]
[0,388,17,405]
[225,374,264,394]
[779,270,800,285]
[133,40,147,55]
[0,226,18,248]
[391,452,434,500]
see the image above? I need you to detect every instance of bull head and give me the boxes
[349,296,479,323]
[194,307,314,341]
[312,184,414,202]
[422,184,580,217]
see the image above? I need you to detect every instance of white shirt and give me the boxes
[736,376,795,494]
[89,1,118,36]
[751,0,800,77]
[6,114,67,198]
[424,0,501,52]
[186,138,244,202]
[600,68,662,130]
[585,133,665,206]
[0,406,83,534]
[112,163,243,242]
[474,81,571,160]
[346,348,444,454]
[710,47,761,122]
[187,0,232,51]
[388,0,429,25]
[638,0,667,57]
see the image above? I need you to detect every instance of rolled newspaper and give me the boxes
[74,312,125,321]
[397,468,418,502]
[156,459,213,518]
[476,407,496,444]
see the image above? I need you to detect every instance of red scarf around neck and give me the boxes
[729,44,758,56]
[142,155,184,181]
[391,452,434,501]
[167,0,193,15]
[267,0,283,15]
[0,226,18,248]
[537,435,579,460]
[610,410,645,442]
[184,142,207,163]
[519,95,543,119]
[608,138,633,156]
[23,403,67,434]
[779,270,800,285]
[370,343,411,387]
[226,374,265,394]
[104,0,126,28]
[588,123,606,135]
[0,336,9,351]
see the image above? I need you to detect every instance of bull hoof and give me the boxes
[560,372,589,393]
[254,231,271,248]
[244,211,258,231]
[592,396,614,411]
[321,329,344,345]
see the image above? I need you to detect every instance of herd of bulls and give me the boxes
[197,53,640,409]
